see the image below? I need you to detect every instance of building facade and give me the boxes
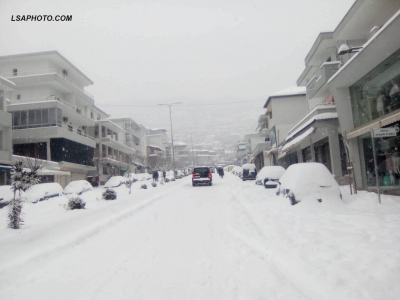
[328,1,400,193]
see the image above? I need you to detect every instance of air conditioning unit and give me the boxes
[62,69,68,76]
[63,117,68,122]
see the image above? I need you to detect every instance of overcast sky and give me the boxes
[0,0,355,132]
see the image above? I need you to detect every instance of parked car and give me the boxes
[104,176,129,188]
[242,164,257,181]
[24,183,63,203]
[86,176,99,187]
[192,166,212,186]
[232,166,243,176]
[64,180,93,195]
[256,166,286,188]
[276,163,342,205]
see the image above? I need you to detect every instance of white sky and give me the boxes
[0,0,355,132]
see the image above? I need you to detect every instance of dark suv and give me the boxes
[192,167,212,186]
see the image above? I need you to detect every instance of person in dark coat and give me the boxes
[163,170,166,180]
[153,171,159,182]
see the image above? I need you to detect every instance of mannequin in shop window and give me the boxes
[392,147,400,177]
[390,80,400,111]
[376,90,386,116]
[386,149,395,186]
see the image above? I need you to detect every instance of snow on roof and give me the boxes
[270,86,306,97]
[285,112,338,142]
[282,127,315,153]
[264,86,306,108]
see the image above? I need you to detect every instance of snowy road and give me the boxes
[0,173,400,299]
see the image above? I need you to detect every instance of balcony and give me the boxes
[307,61,340,99]
[11,126,95,148]
[5,69,94,104]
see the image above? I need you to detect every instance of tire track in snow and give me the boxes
[226,179,349,300]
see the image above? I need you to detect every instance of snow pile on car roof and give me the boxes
[104,176,128,188]
[64,180,92,195]
[257,166,285,180]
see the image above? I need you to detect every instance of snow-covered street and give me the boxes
[1,173,400,299]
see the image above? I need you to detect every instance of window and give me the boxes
[350,48,400,128]
[17,95,21,100]
[90,112,94,119]
[68,125,73,132]
[13,69,17,76]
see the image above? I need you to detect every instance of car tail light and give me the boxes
[192,173,195,179]
[208,172,211,178]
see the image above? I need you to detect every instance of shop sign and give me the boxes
[373,128,397,138]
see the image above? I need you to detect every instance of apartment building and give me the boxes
[277,31,348,182]
[110,117,147,171]
[262,87,308,165]
[146,129,169,171]
[0,76,15,185]
[327,0,400,193]
[0,51,97,181]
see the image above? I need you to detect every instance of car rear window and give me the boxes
[193,167,209,176]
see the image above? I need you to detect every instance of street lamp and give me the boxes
[158,102,182,179]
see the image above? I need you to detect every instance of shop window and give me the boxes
[350,48,400,128]
[360,124,400,188]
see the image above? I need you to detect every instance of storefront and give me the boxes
[358,122,400,191]
[349,48,400,192]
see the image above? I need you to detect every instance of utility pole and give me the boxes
[158,102,182,179]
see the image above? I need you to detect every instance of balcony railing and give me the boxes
[4,69,94,100]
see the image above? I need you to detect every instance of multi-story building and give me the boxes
[278,31,348,182]
[0,51,97,181]
[146,129,169,171]
[110,117,147,172]
[0,76,15,185]
[327,0,400,193]
[94,116,136,184]
[262,87,308,165]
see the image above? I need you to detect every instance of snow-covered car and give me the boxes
[63,180,93,195]
[256,166,286,188]
[24,182,64,203]
[0,185,16,208]
[242,164,257,181]
[129,173,152,182]
[232,166,243,176]
[276,163,342,205]
[104,176,129,188]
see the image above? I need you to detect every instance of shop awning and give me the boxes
[279,127,315,158]
[347,111,400,140]
[0,165,12,171]
[266,148,278,156]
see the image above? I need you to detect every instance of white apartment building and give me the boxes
[262,87,308,165]
[0,51,97,181]
[0,76,15,185]
[110,117,147,172]
[146,129,169,171]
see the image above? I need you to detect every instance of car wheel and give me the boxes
[192,182,196,187]
[209,182,212,186]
